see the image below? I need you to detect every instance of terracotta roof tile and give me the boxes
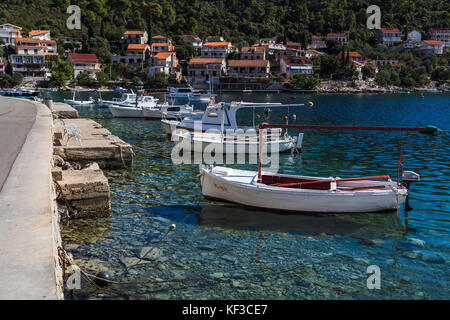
[203,42,230,46]
[153,51,174,59]
[127,44,148,50]
[189,58,224,64]
[124,30,146,35]
[228,60,269,67]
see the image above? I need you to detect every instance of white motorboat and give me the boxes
[169,101,304,154]
[114,86,128,93]
[99,93,137,107]
[142,103,197,119]
[243,88,252,93]
[2,86,38,97]
[198,123,433,213]
[188,93,213,103]
[168,85,214,102]
[64,91,96,105]
[108,95,159,118]
[199,165,409,213]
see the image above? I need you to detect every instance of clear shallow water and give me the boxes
[54,91,450,300]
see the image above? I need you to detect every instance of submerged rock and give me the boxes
[119,256,151,268]
[211,272,224,279]
[408,238,426,247]
[138,247,163,260]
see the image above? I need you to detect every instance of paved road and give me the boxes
[0,97,37,191]
[0,98,62,299]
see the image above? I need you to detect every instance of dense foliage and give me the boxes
[1,0,448,51]
[0,1,448,87]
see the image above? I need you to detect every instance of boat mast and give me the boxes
[257,123,439,185]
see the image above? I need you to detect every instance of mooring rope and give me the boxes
[133,145,173,160]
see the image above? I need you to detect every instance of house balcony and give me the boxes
[73,65,100,71]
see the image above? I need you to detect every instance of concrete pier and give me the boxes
[53,118,133,169]
[52,102,79,119]
[0,96,63,300]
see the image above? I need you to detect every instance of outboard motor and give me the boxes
[402,171,420,211]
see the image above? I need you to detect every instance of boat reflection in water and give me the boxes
[197,204,405,239]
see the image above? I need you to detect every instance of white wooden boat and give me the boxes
[198,123,433,213]
[169,101,304,154]
[199,165,409,213]
[64,91,96,105]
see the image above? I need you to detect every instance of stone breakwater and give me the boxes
[51,103,133,218]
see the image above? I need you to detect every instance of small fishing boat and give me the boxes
[199,124,437,213]
[169,101,304,154]
[108,95,159,118]
[243,88,252,93]
[64,91,96,105]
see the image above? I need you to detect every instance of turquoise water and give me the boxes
[55,91,450,300]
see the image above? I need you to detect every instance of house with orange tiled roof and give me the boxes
[0,58,5,74]
[182,35,202,47]
[151,35,171,44]
[327,33,348,45]
[428,28,450,48]
[68,53,101,79]
[201,42,232,58]
[9,37,57,80]
[148,51,179,75]
[16,38,57,55]
[29,30,51,40]
[280,57,313,77]
[150,43,175,55]
[0,23,22,45]
[377,28,402,46]
[240,46,266,60]
[228,60,270,78]
[187,57,226,84]
[121,30,148,50]
[259,37,277,46]
[337,51,363,63]
[420,40,444,55]
[308,36,326,50]
[112,43,150,64]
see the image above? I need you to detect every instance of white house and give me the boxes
[68,53,101,79]
[228,59,270,78]
[148,51,178,75]
[0,23,22,45]
[182,35,203,47]
[201,42,232,58]
[29,30,51,40]
[428,28,450,48]
[407,30,421,43]
[420,40,444,55]
[187,58,226,84]
[121,30,148,50]
[0,58,5,73]
[280,57,313,77]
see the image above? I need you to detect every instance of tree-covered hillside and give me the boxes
[1,0,448,47]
